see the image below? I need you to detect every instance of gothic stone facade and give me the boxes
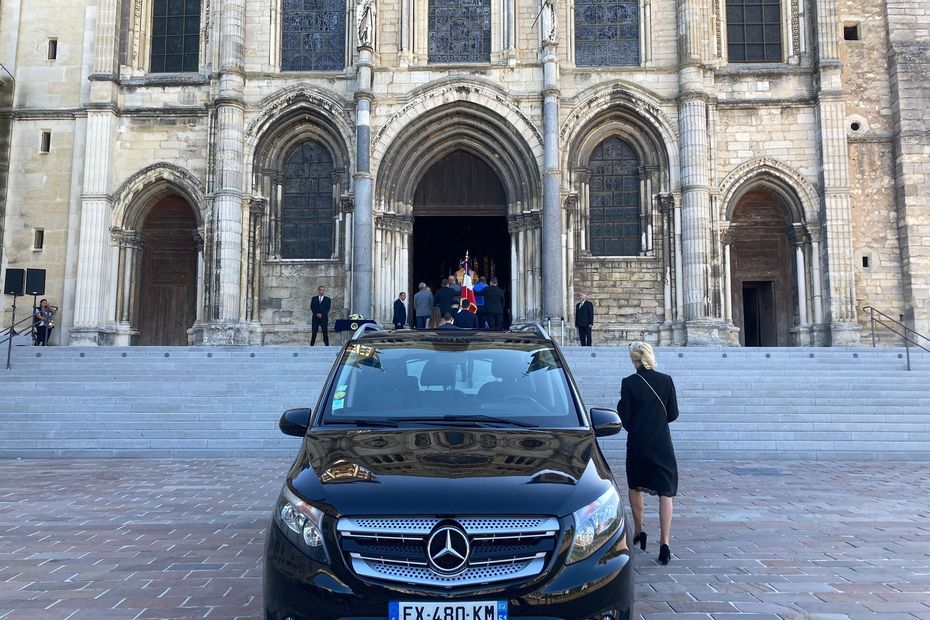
[0,0,927,347]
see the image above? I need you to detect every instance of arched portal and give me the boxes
[372,97,543,325]
[411,150,511,324]
[136,196,198,345]
[729,190,795,346]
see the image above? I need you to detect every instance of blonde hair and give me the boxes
[628,341,657,370]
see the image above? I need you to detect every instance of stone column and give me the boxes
[813,0,859,345]
[352,41,375,319]
[209,0,247,336]
[886,0,930,338]
[720,227,733,324]
[245,198,265,323]
[676,0,732,345]
[71,0,121,345]
[541,30,563,323]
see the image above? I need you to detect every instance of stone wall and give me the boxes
[1,0,928,346]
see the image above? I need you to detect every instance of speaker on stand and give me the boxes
[26,269,47,346]
[4,268,26,369]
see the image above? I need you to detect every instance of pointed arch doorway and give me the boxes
[410,151,511,324]
[729,190,795,347]
[136,196,198,345]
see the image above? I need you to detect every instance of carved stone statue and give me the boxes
[356,0,375,47]
[540,0,557,43]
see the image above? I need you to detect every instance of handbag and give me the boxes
[637,374,668,421]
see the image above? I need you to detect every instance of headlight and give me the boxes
[274,486,329,564]
[567,486,624,564]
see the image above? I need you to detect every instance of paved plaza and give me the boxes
[0,459,928,620]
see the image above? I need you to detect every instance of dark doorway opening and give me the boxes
[137,196,198,345]
[409,149,511,327]
[730,190,795,346]
[412,216,511,325]
[742,281,776,347]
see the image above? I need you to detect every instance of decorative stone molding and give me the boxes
[507,212,542,234]
[375,213,413,234]
[561,82,680,143]
[111,162,207,229]
[339,195,355,214]
[246,85,354,139]
[248,197,267,217]
[372,77,545,169]
[718,157,820,226]
[657,193,675,213]
[560,82,681,191]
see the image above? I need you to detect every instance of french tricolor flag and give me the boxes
[460,254,478,314]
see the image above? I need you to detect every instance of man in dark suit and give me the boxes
[575,292,594,346]
[434,278,457,317]
[392,291,407,330]
[310,286,331,346]
[438,312,458,329]
[476,277,505,330]
[452,303,478,328]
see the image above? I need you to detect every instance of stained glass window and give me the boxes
[588,137,641,257]
[575,0,640,67]
[428,0,491,63]
[281,141,335,259]
[150,0,200,73]
[281,0,346,71]
[726,0,783,62]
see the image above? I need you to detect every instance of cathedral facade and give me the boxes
[0,0,927,347]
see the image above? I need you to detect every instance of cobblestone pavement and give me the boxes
[0,460,928,620]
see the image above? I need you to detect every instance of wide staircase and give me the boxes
[1,345,928,460]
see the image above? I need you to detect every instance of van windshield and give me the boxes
[318,339,583,428]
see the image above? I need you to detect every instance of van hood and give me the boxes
[287,429,615,518]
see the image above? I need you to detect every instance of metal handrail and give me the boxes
[863,306,930,371]
[0,314,35,346]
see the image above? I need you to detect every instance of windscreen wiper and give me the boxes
[321,419,399,428]
[386,415,538,428]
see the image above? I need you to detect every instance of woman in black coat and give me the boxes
[617,341,679,564]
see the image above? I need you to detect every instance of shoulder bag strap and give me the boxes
[636,374,668,421]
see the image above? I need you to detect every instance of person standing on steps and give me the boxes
[575,292,594,346]
[392,291,407,330]
[413,282,434,329]
[310,286,331,346]
[617,341,679,565]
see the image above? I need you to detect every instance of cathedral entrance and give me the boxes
[137,196,198,345]
[729,190,794,347]
[412,216,511,319]
[410,150,511,324]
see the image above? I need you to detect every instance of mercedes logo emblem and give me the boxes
[426,524,471,575]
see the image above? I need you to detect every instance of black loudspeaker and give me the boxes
[25,268,46,296]
[3,268,25,296]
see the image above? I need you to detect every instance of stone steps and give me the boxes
[1,345,929,460]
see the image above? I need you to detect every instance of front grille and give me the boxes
[337,516,560,588]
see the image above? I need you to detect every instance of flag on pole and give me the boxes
[460,252,478,314]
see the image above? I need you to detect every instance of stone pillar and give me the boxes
[541,34,563,323]
[676,0,733,345]
[813,0,859,345]
[209,0,247,334]
[886,0,930,338]
[71,0,121,345]
[352,43,375,319]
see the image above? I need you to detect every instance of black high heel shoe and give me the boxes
[658,544,671,565]
[632,531,647,551]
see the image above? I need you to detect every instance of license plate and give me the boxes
[389,600,508,620]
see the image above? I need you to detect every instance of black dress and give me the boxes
[617,367,679,497]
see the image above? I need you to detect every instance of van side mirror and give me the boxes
[590,408,622,437]
[279,408,312,437]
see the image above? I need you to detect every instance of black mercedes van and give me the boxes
[264,325,633,619]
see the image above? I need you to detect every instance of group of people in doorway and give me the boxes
[394,276,507,331]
